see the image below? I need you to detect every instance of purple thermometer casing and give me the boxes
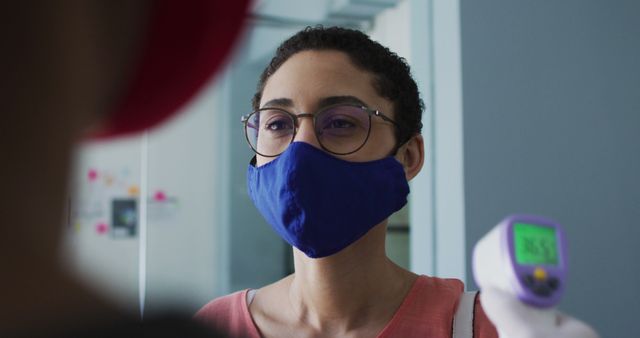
[474,214,568,308]
[505,214,567,307]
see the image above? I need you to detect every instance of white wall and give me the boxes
[370,0,468,281]
[144,78,223,315]
[369,0,414,271]
[63,76,225,316]
[369,1,412,63]
[64,136,142,312]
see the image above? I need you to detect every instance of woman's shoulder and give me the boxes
[413,274,465,301]
[417,275,498,338]
[194,290,261,338]
[378,275,497,337]
[195,290,247,318]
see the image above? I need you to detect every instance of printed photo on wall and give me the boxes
[111,198,137,238]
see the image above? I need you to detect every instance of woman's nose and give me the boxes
[293,116,322,148]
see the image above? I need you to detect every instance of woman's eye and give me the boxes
[325,119,355,129]
[265,119,292,131]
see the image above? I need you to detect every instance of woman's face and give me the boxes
[256,50,398,166]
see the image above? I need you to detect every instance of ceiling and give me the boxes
[240,0,402,64]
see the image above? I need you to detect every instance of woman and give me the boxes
[196,26,498,338]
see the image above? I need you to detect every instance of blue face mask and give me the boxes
[247,142,410,258]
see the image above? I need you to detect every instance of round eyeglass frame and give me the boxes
[241,104,401,157]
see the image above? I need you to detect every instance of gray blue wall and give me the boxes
[461,1,640,336]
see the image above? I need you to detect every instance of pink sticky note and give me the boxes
[95,222,108,235]
[88,169,98,182]
[154,190,167,202]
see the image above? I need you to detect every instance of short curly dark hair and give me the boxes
[252,26,424,146]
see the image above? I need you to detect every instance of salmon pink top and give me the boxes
[195,275,497,338]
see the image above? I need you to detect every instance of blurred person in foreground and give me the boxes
[195,26,599,338]
[0,1,248,337]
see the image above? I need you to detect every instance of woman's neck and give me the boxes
[288,223,417,333]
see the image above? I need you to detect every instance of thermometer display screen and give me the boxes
[513,223,558,265]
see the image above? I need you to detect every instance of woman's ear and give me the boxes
[395,134,425,181]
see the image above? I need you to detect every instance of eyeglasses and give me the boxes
[241,104,400,157]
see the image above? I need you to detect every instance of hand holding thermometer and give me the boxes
[473,215,568,337]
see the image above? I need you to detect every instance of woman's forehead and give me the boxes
[260,50,392,113]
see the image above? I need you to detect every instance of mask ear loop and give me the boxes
[389,140,406,157]
[388,125,414,157]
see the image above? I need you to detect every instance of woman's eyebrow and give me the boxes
[317,96,368,108]
[261,98,294,108]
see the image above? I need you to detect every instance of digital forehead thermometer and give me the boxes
[473,215,567,308]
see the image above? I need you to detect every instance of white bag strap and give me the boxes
[246,289,257,306]
[453,291,478,338]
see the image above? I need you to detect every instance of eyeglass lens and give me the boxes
[245,105,371,157]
